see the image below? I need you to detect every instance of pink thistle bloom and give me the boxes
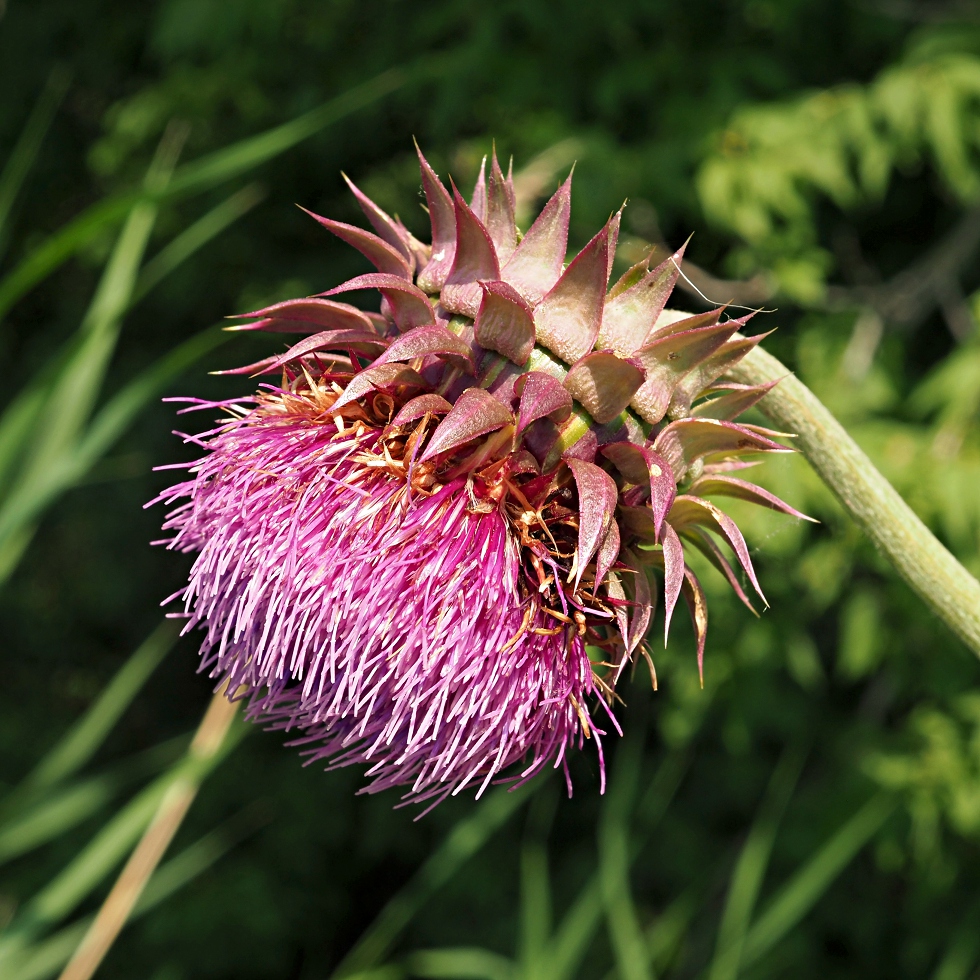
[154,146,811,806]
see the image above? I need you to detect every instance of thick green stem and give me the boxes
[728,341,980,657]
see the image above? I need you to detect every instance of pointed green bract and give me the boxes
[501,174,572,304]
[419,388,513,462]
[327,273,434,331]
[564,351,645,424]
[474,281,536,365]
[597,244,686,355]
[534,222,610,364]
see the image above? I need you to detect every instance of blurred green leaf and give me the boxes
[740,794,896,969]
[696,49,980,295]
[407,948,514,980]
[866,694,980,849]
[3,802,268,980]
[332,785,532,979]
[707,741,807,980]
[836,588,885,681]
[132,181,266,303]
[18,622,177,796]
[930,902,980,980]
[0,68,407,325]
[0,66,70,261]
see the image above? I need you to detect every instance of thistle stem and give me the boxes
[728,341,980,657]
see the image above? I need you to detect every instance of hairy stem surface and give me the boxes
[729,342,980,657]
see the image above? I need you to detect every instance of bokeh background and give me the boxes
[1,2,980,978]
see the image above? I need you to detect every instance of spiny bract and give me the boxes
[153,144,810,809]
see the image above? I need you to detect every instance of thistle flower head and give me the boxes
[155,145,810,807]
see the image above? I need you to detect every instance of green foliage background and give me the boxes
[1,1,979,978]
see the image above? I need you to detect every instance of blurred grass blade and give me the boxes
[547,878,603,980]
[132,182,266,303]
[599,700,652,980]
[57,693,243,980]
[930,903,980,980]
[598,887,705,980]
[0,66,71,261]
[0,197,145,328]
[5,804,269,980]
[73,325,229,473]
[740,793,895,969]
[518,786,556,980]
[20,622,178,795]
[645,890,698,976]
[0,331,81,498]
[0,524,37,585]
[0,76,396,587]
[0,123,182,480]
[0,713,245,964]
[333,970,402,980]
[600,810,650,980]
[0,381,56,495]
[164,68,405,197]
[635,752,688,833]
[0,124,185,581]
[0,778,118,867]
[0,321,226,584]
[708,742,807,980]
[519,842,552,979]
[332,785,532,979]
[0,778,176,961]
[2,922,88,980]
[0,68,407,324]
[79,122,187,343]
[550,753,687,980]
[134,801,272,914]
[406,948,514,980]
[0,330,226,590]
[0,189,249,547]
[0,734,187,868]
